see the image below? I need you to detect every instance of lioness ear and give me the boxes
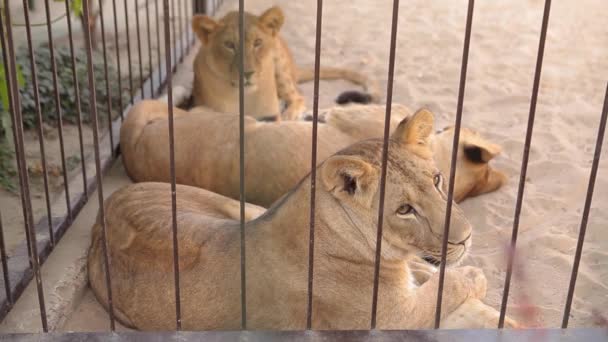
[463,141,501,163]
[258,6,284,36]
[321,155,378,208]
[192,14,218,44]
[390,108,435,146]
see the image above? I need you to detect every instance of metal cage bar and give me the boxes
[21,0,55,247]
[65,0,90,194]
[435,0,475,328]
[306,0,323,330]
[43,0,72,221]
[81,0,116,331]
[124,0,134,104]
[370,0,400,329]
[0,211,9,307]
[238,0,247,329]
[498,0,552,328]
[145,0,155,95]
[561,83,608,328]
[162,0,182,330]
[135,0,145,98]
[111,0,125,120]
[98,0,115,157]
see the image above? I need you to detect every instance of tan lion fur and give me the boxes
[189,6,380,120]
[90,110,518,330]
[120,100,507,207]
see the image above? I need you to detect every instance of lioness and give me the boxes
[189,6,379,120]
[121,100,507,207]
[90,110,518,329]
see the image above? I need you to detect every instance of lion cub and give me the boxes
[189,6,379,121]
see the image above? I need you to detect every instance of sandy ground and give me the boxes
[210,0,608,328]
[4,0,608,332]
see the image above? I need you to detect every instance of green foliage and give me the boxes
[0,142,16,193]
[11,45,128,130]
[53,0,83,17]
[0,59,25,143]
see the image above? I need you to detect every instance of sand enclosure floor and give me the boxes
[209,0,608,328]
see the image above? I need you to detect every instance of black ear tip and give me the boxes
[335,91,373,105]
[257,115,279,122]
[463,145,484,164]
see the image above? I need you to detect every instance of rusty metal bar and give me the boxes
[43,0,72,220]
[0,1,33,266]
[162,0,182,330]
[185,0,191,51]
[111,0,124,120]
[155,0,163,87]
[435,0,475,329]
[124,0,134,104]
[498,0,552,328]
[0,211,11,306]
[178,0,184,61]
[21,0,55,246]
[238,0,247,329]
[369,0,399,329]
[98,0,115,156]
[2,0,48,330]
[81,0,116,331]
[306,0,323,330]
[65,0,89,195]
[135,0,145,97]
[561,82,608,328]
[172,0,177,71]
[145,0,155,94]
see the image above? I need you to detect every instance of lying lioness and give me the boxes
[121,100,507,207]
[90,109,518,329]
[188,6,379,120]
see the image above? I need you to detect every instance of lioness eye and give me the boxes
[224,41,235,50]
[254,38,262,47]
[396,204,415,216]
[434,174,443,188]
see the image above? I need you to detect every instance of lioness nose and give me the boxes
[244,71,255,81]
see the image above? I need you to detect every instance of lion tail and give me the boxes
[296,66,381,105]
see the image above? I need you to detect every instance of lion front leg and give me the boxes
[378,266,487,329]
[441,298,522,329]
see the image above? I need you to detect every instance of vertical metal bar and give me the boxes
[498,0,552,328]
[155,0,162,84]
[306,0,323,330]
[97,0,114,156]
[21,0,55,246]
[171,0,177,70]
[124,0,134,104]
[2,1,48,330]
[135,0,145,97]
[561,83,608,328]
[178,0,184,61]
[111,0,124,120]
[238,0,247,330]
[369,0,399,329]
[43,0,72,220]
[65,0,89,195]
[0,212,10,305]
[434,0,475,329]
[145,0,154,95]
[0,10,33,264]
[162,0,182,330]
[184,0,191,51]
[81,0,116,331]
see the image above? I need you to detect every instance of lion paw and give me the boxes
[459,266,487,299]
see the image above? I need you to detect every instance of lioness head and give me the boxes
[192,6,284,90]
[321,109,472,266]
[434,126,508,203]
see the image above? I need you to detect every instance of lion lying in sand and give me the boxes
[90,110,518,329]
[186,6,379,120]
[121,100,507,207]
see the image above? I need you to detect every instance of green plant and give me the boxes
[12,45,128,129]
